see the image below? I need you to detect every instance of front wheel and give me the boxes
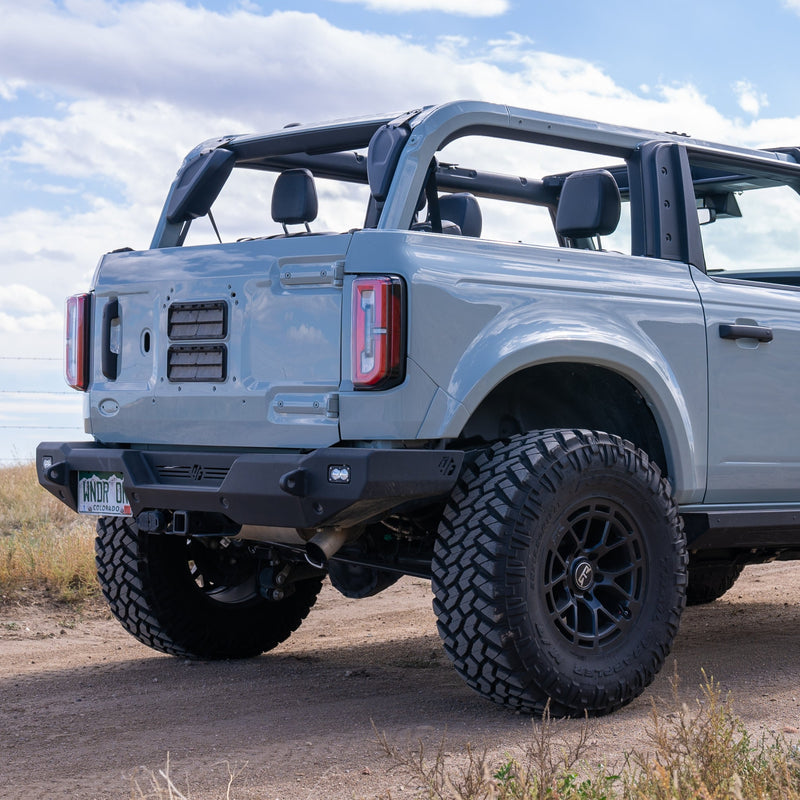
[95,516,323,659]
[432,429,687,716]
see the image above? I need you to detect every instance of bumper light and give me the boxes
[328,465,351,483]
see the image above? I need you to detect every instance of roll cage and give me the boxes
[151,100,800,271]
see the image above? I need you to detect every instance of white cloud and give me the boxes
[0,4,451,121]
[1,3,795,147]
[783,0,800,13]
[0,310,61,333]
[733,79,768,116]
[0,78,26,101]
[0,284,61,359]
[0,98,245,207]
[1,2,799,364]
[328,0,509,16]
[0,284,55,314]
[1,1,800,462]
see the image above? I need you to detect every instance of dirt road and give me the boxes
[1,561,799,799]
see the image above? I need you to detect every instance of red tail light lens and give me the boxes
[351,277,404,389]
[65,293,90,391]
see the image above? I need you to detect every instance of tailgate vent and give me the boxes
[168,345,226,382]
[168,301,227,341]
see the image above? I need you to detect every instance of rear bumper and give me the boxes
[36,441,463,530]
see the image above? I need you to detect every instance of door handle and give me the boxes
[718,323,773,343]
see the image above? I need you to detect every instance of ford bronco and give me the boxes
[37,101,800,716]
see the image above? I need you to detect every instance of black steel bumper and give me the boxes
[36,441,463,530]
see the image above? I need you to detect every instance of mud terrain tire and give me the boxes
[686,561,743,606]
[432,429,687,717]
[96,516,322,659]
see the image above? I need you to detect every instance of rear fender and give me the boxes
[418,312,707,504]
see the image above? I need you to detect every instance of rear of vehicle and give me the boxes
[38,111,468,666]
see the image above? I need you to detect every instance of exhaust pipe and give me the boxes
[305,528,350,570]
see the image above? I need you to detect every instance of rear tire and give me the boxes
[432,429,687,716]
[686,561,743,606]
[95,516,322,659]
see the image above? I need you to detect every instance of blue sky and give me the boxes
[1,0,799,463]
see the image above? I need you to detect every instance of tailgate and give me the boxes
[88,236,349,448]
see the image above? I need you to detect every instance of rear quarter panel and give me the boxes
[340,230,708,503]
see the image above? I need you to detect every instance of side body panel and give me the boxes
[693,269,800,503]
[340,230,708,503]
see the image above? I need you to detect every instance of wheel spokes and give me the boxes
[543,499,646,650]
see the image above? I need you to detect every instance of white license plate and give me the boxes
[77,471,132,516]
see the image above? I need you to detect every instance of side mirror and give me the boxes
[696,191,742,226]
[697,207,716,225]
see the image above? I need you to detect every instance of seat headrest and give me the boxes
[439,193,482,237]
[555,169,620,239]
[271,168,318,226]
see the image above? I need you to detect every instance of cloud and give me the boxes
[1,4,796,147]
[0,78,26,101]
[2,1,800,462]
[0,4,452,121]
[0,98,245,207]
[0,310,61,334]
[1,1,800,365]
[733,80,768,116]
[0,284,55,314]
[328,0,510,16]
[783,0,800,13]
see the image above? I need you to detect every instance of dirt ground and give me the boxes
[1,561,799,800]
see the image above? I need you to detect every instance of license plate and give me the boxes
[77,471,132,516]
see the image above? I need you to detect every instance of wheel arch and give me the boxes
[461,361,668,471]
[419,337,706,504]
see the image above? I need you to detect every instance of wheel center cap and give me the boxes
[571,558,595,592]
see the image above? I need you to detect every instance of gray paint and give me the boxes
[76,99,800,513]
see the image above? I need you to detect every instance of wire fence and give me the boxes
[0,357,85,465]
[1,355,61,366]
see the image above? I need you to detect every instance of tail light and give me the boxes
[351,276,404,389]
[65,293,91,391]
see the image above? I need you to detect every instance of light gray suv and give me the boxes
[38,101,800,716]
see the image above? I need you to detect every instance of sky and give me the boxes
[1,0,800,464]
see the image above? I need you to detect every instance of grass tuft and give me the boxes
[377,674,800,799]
[129,754,246,799]
[0,463,97,603]
[623,671,800,800]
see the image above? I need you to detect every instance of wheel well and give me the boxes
[458,363,668,477]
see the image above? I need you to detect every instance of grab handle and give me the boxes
[101,298,120,380]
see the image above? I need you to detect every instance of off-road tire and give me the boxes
[95,515,322,659]
[432,429,687,717]
[686,561,743,606]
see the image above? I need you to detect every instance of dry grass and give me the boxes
[0,463,97,603]
[377,674,800,800]
[623,673,800,800]
[129,755,246,800]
